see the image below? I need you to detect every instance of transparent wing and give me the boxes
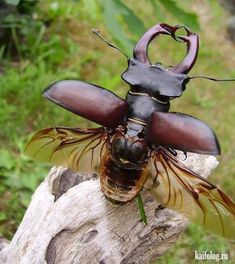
[149,147,235,239]
[24,127,108,173]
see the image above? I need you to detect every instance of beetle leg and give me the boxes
[182,151,188,161]
[167,148,178,157]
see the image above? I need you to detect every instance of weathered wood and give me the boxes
[0,153,218,264]
[0,237,9,252]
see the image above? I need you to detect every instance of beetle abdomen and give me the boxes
[100,151,149,203]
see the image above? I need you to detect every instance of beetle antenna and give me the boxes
[189,76,235,82]
[92,29,129,59]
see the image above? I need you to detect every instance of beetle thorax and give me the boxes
[126,92,170,123]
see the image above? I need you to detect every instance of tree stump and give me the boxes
[0,153,218,264]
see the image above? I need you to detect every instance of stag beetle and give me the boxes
[25,23,235,239]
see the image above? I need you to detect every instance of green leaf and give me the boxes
[149,0,165,21]
[82,0,98,19]
[99,0,132,53]
[99,0,145,54]
[136,194,147,225]
[20,191,32,207]
[0,211,7,221]
[114,0,146,37]
[5,0,21,6]
[159,0,200,30]
[0,149,15,170]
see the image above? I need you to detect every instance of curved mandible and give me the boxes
[170,26,199,74]
[133,23,180,65]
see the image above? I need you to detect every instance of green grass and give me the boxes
[156,223,234,264]
[0,0,234,263]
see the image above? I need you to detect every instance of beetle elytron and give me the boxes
[25,23,235,239]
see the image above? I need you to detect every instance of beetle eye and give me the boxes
[182,77,190,91]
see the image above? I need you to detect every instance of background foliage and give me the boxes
[0,0,234,263]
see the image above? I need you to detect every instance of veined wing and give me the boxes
[24,127,108,173]
[149,147,235,239]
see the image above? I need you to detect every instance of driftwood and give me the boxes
[0,153,218,264]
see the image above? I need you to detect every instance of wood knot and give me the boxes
[78,230,98,244]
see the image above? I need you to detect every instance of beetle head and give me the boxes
[122,58,190,98]
[92,24,199,99]
[121,23,198,99]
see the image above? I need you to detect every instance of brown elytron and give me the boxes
[25,23,235,239]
